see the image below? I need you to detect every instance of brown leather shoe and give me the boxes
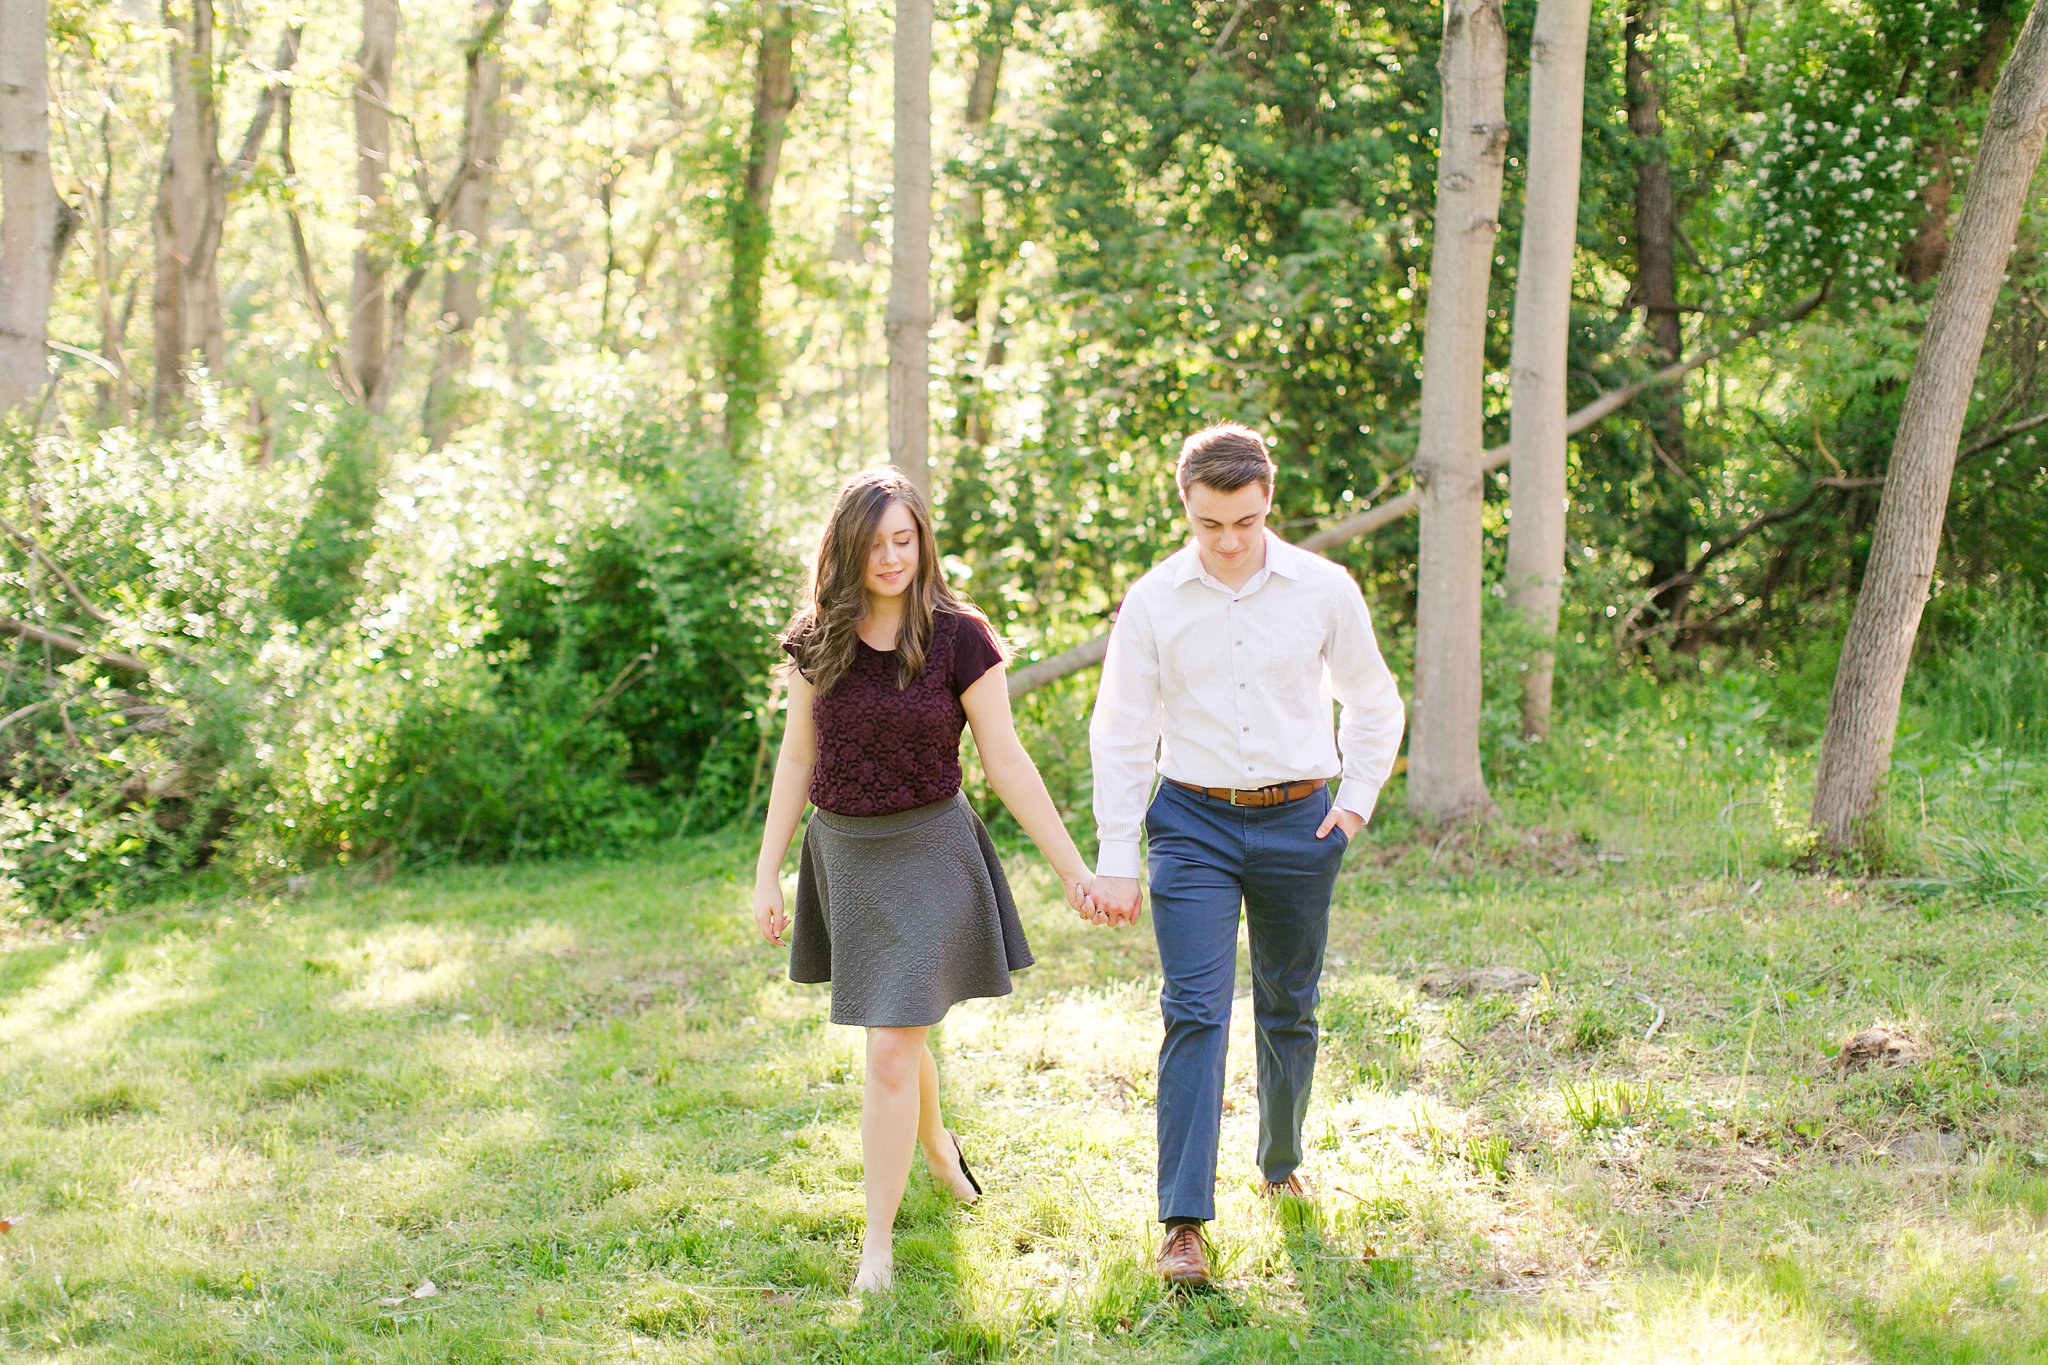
[1259,1172,1310,1201]
[1155,1223,1211,1288]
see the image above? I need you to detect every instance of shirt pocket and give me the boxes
[1258,629,1325,693]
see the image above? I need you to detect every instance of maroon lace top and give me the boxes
[788,609,1005,817]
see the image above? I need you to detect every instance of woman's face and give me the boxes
[864,500,919,600]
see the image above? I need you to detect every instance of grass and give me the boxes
[4,744,2048,1362]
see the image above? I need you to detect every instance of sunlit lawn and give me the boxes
[4,763,2047,1362]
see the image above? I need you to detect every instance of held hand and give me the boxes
[1094,876,1143,928]
[753,879,790,947]
[1066,872,1110,927]
[1316,806,1366,841]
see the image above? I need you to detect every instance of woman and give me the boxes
[752,469,1098,1294]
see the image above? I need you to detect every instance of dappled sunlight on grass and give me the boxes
[5,816,2048,1360]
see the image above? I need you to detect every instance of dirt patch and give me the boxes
[1365,824,1614,878]
[1420,965,1540,998]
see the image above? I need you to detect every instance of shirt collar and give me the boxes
[1172,528,1302,588]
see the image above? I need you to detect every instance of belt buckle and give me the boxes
[1229,788,1252,807]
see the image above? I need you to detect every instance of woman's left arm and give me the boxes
[961,666,1094,907]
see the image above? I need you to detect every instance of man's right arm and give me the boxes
[1089,591,1162,915]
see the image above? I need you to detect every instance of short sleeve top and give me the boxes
[788,609,1005,817]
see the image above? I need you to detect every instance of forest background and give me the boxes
[1,0,2045,922]
[7,1,2048,1359]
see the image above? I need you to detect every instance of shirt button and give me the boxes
[1242,726,1249,733]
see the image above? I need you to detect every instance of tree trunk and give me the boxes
[352,0,399,407]
[1811,1,2048,858]
[1503,0,1593,742]
[887,0,934,497]
[1409,0,1509,825]
[424,0,513,449]
[1625,0,1691,631]
[150,0,225,413]
[953,1,1012,455]
[0,0,62,415]
[716,0,799,465]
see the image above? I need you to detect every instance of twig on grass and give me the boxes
[1635,994,1666,1040]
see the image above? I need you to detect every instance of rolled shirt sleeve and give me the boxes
[1088,594,1163,881]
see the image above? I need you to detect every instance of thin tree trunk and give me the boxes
[0,0,62,415]
[716,0,799,464]
[1625,0,1690,630]
[1503,0,1593,742]
[887,0,934,497]
[424,0,513,449]
[352,0,399,407]
[226,28,305,192]
[1811,1,2048,858]
[150,0,225,413]
[953,1,1012,454]
[1409,0,1509,824]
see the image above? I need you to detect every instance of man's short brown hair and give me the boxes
[1176,423,1276,495]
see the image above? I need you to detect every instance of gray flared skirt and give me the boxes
[792,791,1034,1026]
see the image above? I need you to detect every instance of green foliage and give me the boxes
[2,376,791,913]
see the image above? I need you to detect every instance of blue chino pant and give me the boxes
[1145,779,1348,1223]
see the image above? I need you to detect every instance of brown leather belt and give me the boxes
[1168,777,1324,808]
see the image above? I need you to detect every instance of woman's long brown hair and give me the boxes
[780,469,996,695]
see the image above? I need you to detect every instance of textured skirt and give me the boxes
[792,791,1034,1026]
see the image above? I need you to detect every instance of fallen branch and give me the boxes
[0,616,151,676]
[1008,289,1830,698]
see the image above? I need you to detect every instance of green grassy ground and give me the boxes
[4,758,2047,1362]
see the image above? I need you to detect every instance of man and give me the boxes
[1087,423,1405,1288]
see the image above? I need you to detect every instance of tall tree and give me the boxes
[424,0,514,449]
[887,0,934,496]
[1624,0,1691,632]
[0,0,65,415]
[151,0,225,413]
[715,0,800,465]
[1811,2,2048,858]
[352,0,399,407]
[1408,0,1509,824]
[1503,0,1593,742]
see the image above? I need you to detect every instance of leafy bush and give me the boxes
[2,377,792,915]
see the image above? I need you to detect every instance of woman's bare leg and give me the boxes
[856,1025,927,1291]
[915,1042,978,1202]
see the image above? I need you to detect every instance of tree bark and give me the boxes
[424,0,513,449]
[1409,0,1509,824]
[887,0,935,497]
[1811,0,2048,858]
[0,0,63,415]
[352,0,399,407]
[150,0,226,413]
[716,0,800,465]
[1625,0,1691,630]
[1503,0,1592,742]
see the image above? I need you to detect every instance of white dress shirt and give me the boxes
[1089,530,1406,881]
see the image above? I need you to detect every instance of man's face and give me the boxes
[1181,479,1273,570]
